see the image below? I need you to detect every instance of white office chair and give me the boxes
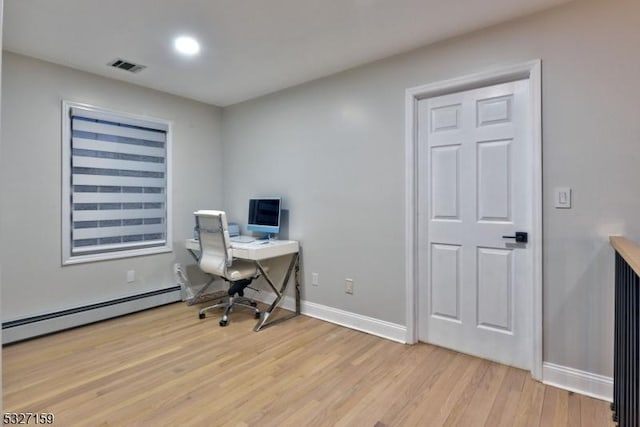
[194,210,261,326]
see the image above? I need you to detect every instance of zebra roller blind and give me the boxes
[63,103,171,263]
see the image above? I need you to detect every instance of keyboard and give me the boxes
[230,235,255,243]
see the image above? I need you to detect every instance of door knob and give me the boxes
[502,231,528,243]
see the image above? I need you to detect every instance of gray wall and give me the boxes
[222,0,640,377]
[0,0,4,411]
[0,52,223,320]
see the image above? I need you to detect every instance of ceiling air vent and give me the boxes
[108,58,146,73]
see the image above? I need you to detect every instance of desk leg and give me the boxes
[253,253,299,331]
[187,249,199,262]
[184,249,221,306]
[295,254,301,315]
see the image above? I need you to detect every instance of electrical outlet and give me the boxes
[312,272,319,286]
[173,263,181,274]
[345,278,354,294]
[126,270,135,283]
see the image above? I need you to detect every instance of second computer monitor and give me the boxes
[247,197,281,236]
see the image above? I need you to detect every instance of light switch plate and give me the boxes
[555,187,571,209]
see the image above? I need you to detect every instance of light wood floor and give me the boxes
[3,303,613,427]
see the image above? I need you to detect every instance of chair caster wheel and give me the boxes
[219,320,228,327]
[250,302,257,307]
[255,312,261,319]
[199,313,205,319]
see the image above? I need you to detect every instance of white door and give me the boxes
[417,80,533,369]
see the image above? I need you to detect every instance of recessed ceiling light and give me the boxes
[174,36,200,55]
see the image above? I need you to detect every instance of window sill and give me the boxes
[62,245,173,266]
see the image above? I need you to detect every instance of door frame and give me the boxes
[404,60,542,379]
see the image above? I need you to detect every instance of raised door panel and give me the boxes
[477,139,512,222]
[477,247,513,333]
[431,104,461,133]
[430,244,461,322]
[431,145,460,220]
[477,95,512,127]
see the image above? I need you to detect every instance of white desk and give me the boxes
[185,238,298,261]
[185,238,300,331]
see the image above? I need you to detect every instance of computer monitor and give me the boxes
[247,197,281,236]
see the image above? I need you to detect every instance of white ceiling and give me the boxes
[3,0,572,107]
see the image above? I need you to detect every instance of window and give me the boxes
[62,101,172,264]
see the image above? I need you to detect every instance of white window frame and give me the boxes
[62,100,173,265]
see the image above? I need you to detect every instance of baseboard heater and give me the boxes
[2,286,181,344]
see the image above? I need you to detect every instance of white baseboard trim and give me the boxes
[252,291,407,344]
[302,300,408,343]
[2,286,181,344]
[542,362,613,402]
